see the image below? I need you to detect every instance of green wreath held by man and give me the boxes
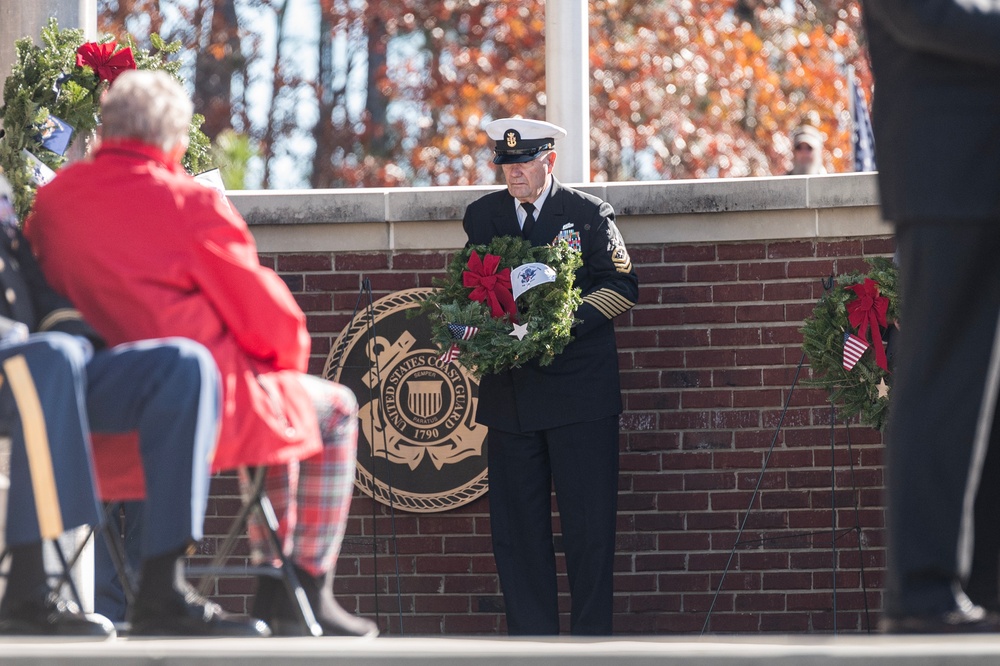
[418,234,583,378]
[800,255,900,431]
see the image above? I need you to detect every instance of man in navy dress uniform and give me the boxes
[0,173,264,637]
[463,118,638,635]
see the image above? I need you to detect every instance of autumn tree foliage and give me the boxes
[97,0,871,188]
[590,0,872,179]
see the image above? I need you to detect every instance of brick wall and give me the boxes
[196,233,895,636]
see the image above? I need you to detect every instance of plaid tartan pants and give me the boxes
[244,373,358,577]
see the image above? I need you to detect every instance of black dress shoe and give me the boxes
[129,584,271,637]
[881,603,1000,633]
[0,592,115,638]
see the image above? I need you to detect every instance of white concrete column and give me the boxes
[545,0,590,184]
[0,0,97,99]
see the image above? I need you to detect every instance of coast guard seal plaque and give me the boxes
[323,288,488,513]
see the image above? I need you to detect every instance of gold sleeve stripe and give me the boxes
[3,355,64,539]
[38,308,84,332]
[583,290,632,314]
[583,288,635,319]
[586,300,619,319]
[613,256,633,273]
[585,288,635,312]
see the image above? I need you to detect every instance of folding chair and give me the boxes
[90,437,322,637]
[0,537,91,608]
[0,442,94,610]
[187,467,322,636]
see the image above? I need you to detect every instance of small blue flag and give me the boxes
[34,115,75,156]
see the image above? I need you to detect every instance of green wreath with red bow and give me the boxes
[417,235,583,378]
[800,256,900,430]
[0,18,212,221]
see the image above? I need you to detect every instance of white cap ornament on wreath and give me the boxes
[511,263,557,300]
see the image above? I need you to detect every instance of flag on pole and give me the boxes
[843,332,870,371]
[849,69,877,172]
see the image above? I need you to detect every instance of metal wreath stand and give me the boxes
[700,276,874,635]
[328,277,406,635]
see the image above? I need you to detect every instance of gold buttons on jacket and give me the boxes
[0,257,6,272]
[5,288,15,304]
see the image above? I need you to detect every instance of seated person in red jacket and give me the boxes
[0,173,264,637]
[25,70,376,637]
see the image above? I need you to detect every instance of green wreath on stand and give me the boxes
[0,18,212,221]
[800,256,900,431]
[417,235,583,378]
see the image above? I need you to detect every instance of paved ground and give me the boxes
[3,634,1000,666]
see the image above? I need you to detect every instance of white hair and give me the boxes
[100,70,193,153]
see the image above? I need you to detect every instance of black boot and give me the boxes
[0,542,114,638]
[261,566,378,637]
[128,547,270,637]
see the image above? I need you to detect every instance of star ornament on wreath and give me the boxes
[416,235,583,378]
[800,256,901,431]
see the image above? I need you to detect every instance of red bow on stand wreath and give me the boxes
[463,251,518,323]
[76,41,136,84]
[846,278,889,371]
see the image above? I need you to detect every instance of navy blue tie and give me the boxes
[521,202,536,239]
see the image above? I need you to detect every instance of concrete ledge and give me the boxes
[232,189,388,225]
[384,186,500,223]
[2,634,1000,666]
[602,177,809,216]
[228,173,890,254]
[806,173,880,209]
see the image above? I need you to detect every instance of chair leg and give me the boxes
[1,525,133,613]
[1,537,86,609]
[194,469,268,597]
[48,538,83,608]
[53,502,137,610]
[192,467,321,637]
[255,487,321,637]
[98,503,137,607]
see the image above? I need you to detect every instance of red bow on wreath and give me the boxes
[463,251,518,322]
[846,278,889,371]
[76,42,136,84]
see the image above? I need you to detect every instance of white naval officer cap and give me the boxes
[484,117,568,164]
